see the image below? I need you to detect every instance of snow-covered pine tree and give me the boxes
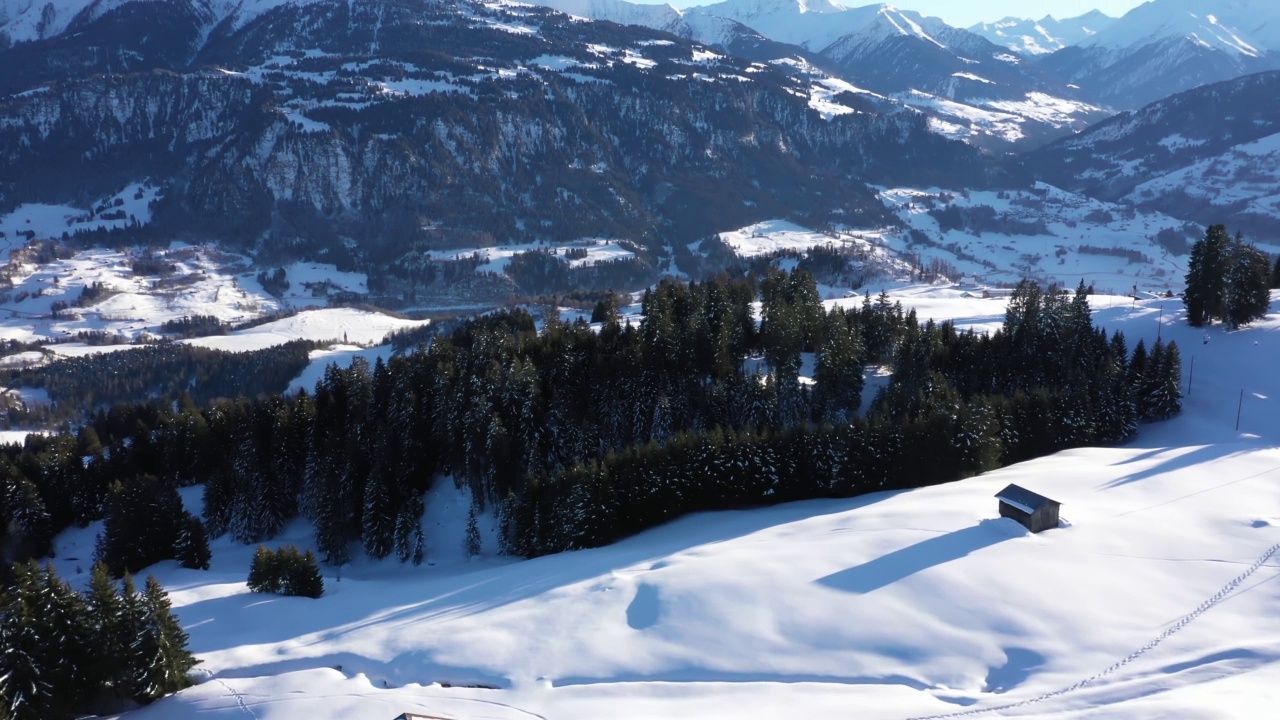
[1183,224,1230,326]
[0,568,56,720]
[464,502,482,559]
[1223,237,1272,328]
[360,461,395,559]
[174,513,211,570]
[1149,340,1183,420]
[84,563,127,701]
[116,574,154,704]
[137,576,197,700]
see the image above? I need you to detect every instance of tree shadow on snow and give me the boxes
[1100,443,1249,489]
[816,518,1025,595]
[180,492,902,655]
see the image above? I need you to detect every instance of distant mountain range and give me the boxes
[0,0,1019,300]
[968,11,1115,55]
[1024,70,1280,237]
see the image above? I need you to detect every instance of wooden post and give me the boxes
[1236,389,1244,432]
[1186,356,1194,397]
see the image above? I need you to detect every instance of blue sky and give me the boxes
[658,1,1149,28]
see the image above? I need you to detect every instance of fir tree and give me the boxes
[137,576,198,700]
[1184,224,1230,326]
[464,502,482,558]
[1223,238,1272,328]
[246,546,277,593]
[0,575,56,720]
[83,563,127,702]
[95,475,185,577]
[360,463,395,559]
[174,513,212,570]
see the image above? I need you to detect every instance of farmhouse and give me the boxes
[995,484,1061,533]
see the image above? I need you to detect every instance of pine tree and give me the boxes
[464,502,482,558]
[137,576,198,700]
[1183,224,1230,326]
[83,563,127,702]
[246,546,278,593]
[116,574,153,704]
[360,462,395,559]
[1223,238,1271,328]
[95,475,185,577]
[0,574,56,720]
[174,513,212,570]
[31,564,92,715]
[291,550,325,599]
[1149,340,1183,420]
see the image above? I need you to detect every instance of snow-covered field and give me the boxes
[70,288,1280,720]
[433,238,637,274]
[700,184,1199,297]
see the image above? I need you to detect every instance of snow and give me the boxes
[287,344,397,393]
[688,0,947,54]
[1127,133,1280,224]
[715,219,883,258]
[432,239,636,274]
[1081,0,1279,56]
[876,184,1192,295]
[184,308,429,353]
[84,287,1280,720]
[0,183,161,250]
[0,429,39,445]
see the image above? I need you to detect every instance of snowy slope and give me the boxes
[691,0,942,54]
[1037,0,1280,109]
[532,0,686,34]
[1080,0,1280,56]
[0,0,329,45]
[88,288,1280,720]
[1127,132,1280,226]
[969,11,1116,56]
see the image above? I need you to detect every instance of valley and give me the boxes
[0,1,1278,719]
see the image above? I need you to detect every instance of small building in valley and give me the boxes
[994,484,1061,533]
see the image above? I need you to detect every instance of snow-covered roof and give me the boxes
[995,483,1059,513]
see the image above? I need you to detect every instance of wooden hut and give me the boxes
[994,484,1061,533]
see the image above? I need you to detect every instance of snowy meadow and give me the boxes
[60,288,1278,720]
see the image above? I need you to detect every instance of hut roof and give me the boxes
[995,484,1059,514]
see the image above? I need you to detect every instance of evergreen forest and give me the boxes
[0,272,1182,573]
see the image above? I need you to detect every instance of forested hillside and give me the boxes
[0,273,1180,574]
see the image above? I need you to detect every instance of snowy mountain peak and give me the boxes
[1081,0,1280,56]
[691,0,942,52]
[968,10,1115,55]
[531,0,686,32]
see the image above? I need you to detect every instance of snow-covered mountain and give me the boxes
[968,11,1115,56]
[690,1,1108,148]
[1023,70,1280,237]
[1037,0,1280,108]
[1,0,1022,301]
[523,0,1109,149]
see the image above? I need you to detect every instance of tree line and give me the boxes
[0,271,1181,575]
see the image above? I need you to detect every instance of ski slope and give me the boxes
[77,288,1280,720]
